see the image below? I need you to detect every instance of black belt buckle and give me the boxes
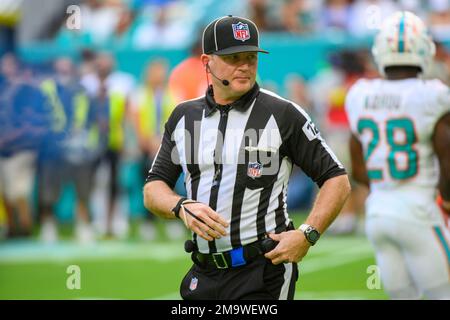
[212,252,229,269]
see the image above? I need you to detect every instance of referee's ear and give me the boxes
[201,54,211,70]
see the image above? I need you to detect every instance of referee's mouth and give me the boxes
[233,76,251,82]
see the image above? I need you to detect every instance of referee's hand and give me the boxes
[180,202,229,241]
[264,231,311,265]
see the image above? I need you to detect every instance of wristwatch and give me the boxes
[299,224,321,246]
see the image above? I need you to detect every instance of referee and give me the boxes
[144,15,351,300]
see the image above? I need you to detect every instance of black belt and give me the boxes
[187,222,295,269]
[191,238,278,269]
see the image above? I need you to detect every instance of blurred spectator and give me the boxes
[428,0,450,42]
[0,54,46,238]
[132,1,190,49]
[38,57,96,244]
[284,73,313,114]
[79,0,124,45]
[114,6,136,38]
[280,0,315,33]
[79,49,97,78]
[133,59,175,160]
[248,0,271,31]
[310,49,375,130]
[168,38,207,103]
[85,52,135,238]
[131,58,185,240]
[0,25,15,57]
[81,52,135,98]
[119,92,142,237]
[319,0,352,32]
[0,192,6,239]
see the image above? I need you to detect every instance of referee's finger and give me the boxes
[191,223,214,241]
[264,248,279,260]
[206,208,229,227]
[269,258,283,265]
[201,215,227,236]
[193,219,221,240]
[265,250,285,265]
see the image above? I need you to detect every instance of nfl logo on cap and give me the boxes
[247,162,262,179]
[232,22,250,42]
[202,15,269,55]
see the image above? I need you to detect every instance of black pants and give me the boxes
[180,256,298,300]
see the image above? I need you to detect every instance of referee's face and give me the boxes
[209,52,258,98]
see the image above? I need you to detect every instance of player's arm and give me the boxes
[433,112,450,213]
[349,133,370,188]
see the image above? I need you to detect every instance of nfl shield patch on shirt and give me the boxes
[247,161,262,179]
[189,277,198,291]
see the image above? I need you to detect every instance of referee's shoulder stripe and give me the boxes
[171,95,205,122]
[177,94,205,106]
[259,88,311,121]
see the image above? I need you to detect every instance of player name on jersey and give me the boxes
[364,94,401,111]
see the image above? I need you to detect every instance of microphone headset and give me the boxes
[206,63,229,86]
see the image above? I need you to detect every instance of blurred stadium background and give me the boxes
[1,0,449,299]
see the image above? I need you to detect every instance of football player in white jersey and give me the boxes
[345,11,450,299]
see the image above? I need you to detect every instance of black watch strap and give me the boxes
[172,197,188,219]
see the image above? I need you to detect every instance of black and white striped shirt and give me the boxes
[146,83,346,254]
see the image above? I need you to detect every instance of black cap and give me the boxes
[202,15,269,56]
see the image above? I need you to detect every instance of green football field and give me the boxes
[0,216,388,300]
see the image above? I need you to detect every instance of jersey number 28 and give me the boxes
[357,118,418,181]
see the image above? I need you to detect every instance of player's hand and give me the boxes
[179,202,229,241]
[264,230,311,265]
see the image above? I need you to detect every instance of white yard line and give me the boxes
[299,244,374,274]
[0,241,187,263]
[0,237,373,264]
